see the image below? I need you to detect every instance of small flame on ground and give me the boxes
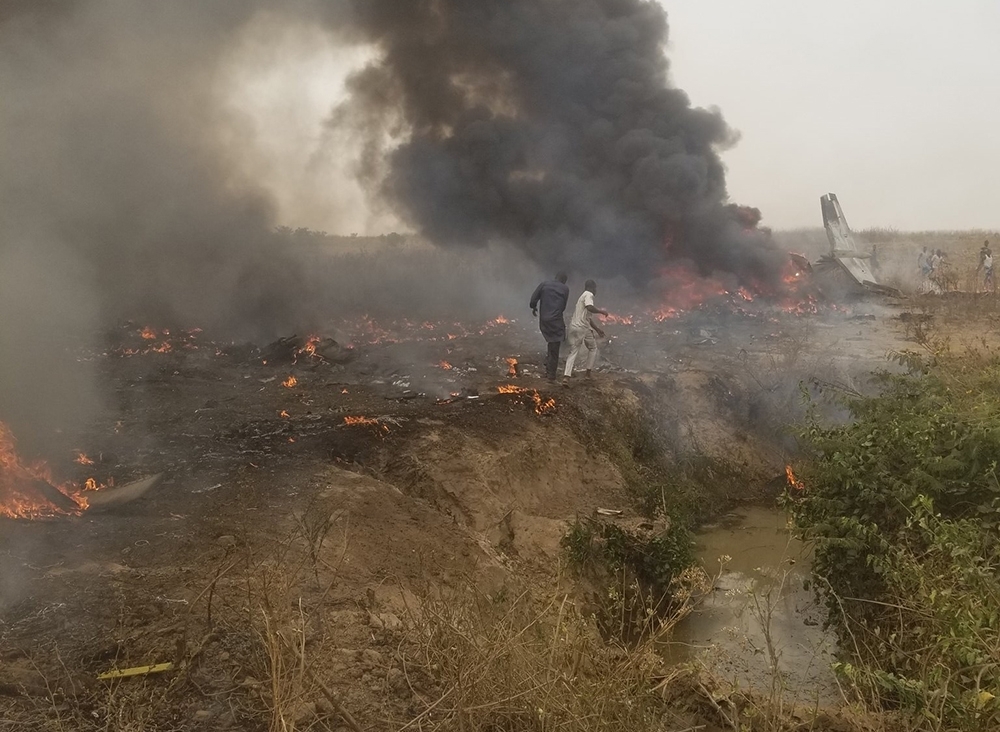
[279,410,290,419]
[785,465,804,491]
[506,357,519,377]
[496,385,556,415]
[0,422,92,519]
[343,416,379,426]
[296,335,322,362]
[343,415,390,434]
[439,361,453,370]
[75,451,95,466]
[282,376,298,388]
[140,326,157,340]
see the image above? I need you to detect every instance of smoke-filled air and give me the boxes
[0,0,780,444]
[7,3,998,730]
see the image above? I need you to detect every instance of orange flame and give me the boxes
[439,361,453,370]
[531,392,557,415]
[282,376,298,388]
[506,358,519,377]
[75,451,95,466]
[279,410,290,419]
[343,416,379,426]
[496,385,557,415]
[140,326,157,340]
[296,335,321,362]
[0,422,91,519]
[342,415,390,434]
[785,465,804,491]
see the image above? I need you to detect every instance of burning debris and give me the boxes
[260,334,353,366]
[342,415,391,435]
[282,376,298,389]
[100,325,210,359]
[75,451,96,466]
[785,465,804,492]
[496,385,557,416]
[0,422,92,519]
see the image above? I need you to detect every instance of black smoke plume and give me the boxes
[327,0,787,286]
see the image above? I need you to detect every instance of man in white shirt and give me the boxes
[563,279,607,384]
[982,241,994,291]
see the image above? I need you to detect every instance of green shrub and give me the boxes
[789,350,1000,729]
[562,518,695,642]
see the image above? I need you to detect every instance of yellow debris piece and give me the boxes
[97,662,175,680]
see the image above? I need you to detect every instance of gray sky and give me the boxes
[232,2,1000,234]
[665,0,1000,231]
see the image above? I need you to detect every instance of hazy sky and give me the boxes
[233,2,999,234]
[665,0,1000,231]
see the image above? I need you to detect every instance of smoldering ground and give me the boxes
[0,0,780,448]
[0,2,315,446]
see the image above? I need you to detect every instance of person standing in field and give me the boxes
[529,272,570,381]
[929,249,942,275]
[981,241,994,292]
[918,246,930,279]
[563,279,608,384]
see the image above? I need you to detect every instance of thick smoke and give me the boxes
[326,0,787,286]
[0,2,316,446]
[0,0,781,447]
[0,3,317,339]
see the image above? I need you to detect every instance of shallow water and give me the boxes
[664,506,841,705]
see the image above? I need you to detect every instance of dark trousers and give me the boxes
[546,341,561,380]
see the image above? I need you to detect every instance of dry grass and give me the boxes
[390,573,708,732]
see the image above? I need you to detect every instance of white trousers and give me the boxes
[564,326,597,376]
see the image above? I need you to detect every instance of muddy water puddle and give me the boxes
[665,506,842,705]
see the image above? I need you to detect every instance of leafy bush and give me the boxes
[789,350,1000,729]
[562,518,697,642]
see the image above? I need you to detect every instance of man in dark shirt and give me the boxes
[529,272,570,381]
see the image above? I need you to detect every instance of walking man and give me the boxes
[529,272,570,381]
[563,279,607,384]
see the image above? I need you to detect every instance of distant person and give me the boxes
[929,249,942,275]
[563,279,608,384]
[529,272,570,381]
[918,246,930,278]
[982,241,994,291]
